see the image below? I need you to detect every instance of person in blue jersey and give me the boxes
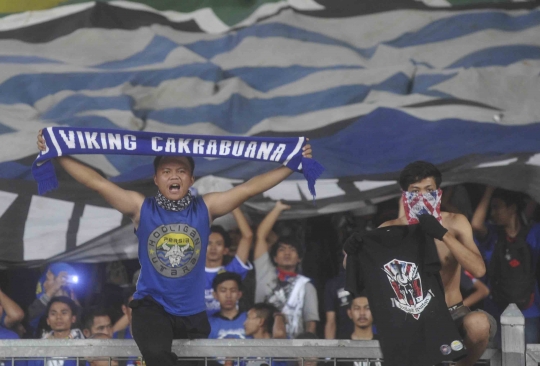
[472,186,540,344]
[37,131,312,366]
[208,272,247,339]
[206,208,253,316]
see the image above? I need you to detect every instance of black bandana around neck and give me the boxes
[155,190,193,212]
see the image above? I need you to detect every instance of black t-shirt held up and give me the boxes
[345,225,467,366]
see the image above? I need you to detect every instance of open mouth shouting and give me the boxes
[169,183,181,194]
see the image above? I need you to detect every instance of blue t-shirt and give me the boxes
[476,222,540,318]
[134,196,210,316]
[0,327,25,366]
[240,360,287,366]
[208,312,248,339]
[113,327,133,340]
[27,360,76,366]
[206,256,252,316]
[0,327,18,340]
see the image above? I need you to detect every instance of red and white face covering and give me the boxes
[402,188,443,225]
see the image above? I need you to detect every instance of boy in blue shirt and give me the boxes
[206,208,253,316]
[209,272,247,339]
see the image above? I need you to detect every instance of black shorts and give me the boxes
[130,295,210,340]
[448,302,497,342]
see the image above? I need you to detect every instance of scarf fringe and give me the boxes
[32,160,59,195]
[301,157,325,200]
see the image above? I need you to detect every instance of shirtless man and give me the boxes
[37,130,312,366]
[345,161,495,366]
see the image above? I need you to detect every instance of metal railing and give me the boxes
[0,338,500,366]
[0,304,529,366]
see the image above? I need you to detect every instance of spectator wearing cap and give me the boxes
[28,263,82,338]
[254,201,319,339]
[205,208,254,316]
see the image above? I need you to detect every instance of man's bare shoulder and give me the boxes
[441,211,470,229]
[379,217,408,228]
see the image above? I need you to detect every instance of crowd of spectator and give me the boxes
[0,183,538,362]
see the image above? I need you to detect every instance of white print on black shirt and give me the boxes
[383,259,433,320]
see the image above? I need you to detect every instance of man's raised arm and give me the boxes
[0,288,24,328]
[471,185,495,239]
[203,143,311,220]
[254,201,291,260]
[58,157,144,223]
[232,207,253,264]
[38,131,144,226]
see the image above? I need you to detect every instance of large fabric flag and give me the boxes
[0,0,538,266]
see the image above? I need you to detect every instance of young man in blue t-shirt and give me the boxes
[37,131,312,366]
[206,209,253,316]
[208,272,247,339]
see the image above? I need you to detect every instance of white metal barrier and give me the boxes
[0,338,501,365]
[0,304,528,366]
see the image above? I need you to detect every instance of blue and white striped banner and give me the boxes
[0,0,539,264]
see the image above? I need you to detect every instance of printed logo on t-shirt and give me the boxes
[338,288,351,307]
[383,259,433,320]
[216,328,246,339]
[147,224,202,278]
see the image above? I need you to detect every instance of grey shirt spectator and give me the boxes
[255,252,319,336]
[253,202,319,338]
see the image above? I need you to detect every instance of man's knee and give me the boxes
[462,312,491,343]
